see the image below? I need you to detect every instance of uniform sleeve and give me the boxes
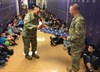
[38,13,41,18]
[24,14,30,24]
[70,19,85,41]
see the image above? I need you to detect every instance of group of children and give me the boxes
[0,44,13,67]
[0,14,24,67]
[39,11,69,46]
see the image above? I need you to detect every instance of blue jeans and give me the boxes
[0,60,6,66]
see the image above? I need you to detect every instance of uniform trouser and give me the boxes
[71,44,83,72]
[22,36,37,55]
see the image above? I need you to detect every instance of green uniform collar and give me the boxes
[72,14,81,21]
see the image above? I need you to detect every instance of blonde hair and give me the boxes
[34,7,39,10]
[71,4,80,11]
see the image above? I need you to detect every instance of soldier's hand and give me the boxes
[34,25,38,28]
[67,36,70,40]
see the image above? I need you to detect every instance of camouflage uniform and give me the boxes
[22,11,39,55]
[22,4,27,14]
[69,14,86,72]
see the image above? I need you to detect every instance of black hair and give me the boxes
[89,44,96,49]
[3,29,8,32]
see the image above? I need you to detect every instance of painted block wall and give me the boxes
[46,0,67,22]
[0,0,17,31]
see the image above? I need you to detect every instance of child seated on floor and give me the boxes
[83,44,99,72]
[50,24,68,46]
[7,24,18,40]
[59,23,66,32]
[12,19,20,36]
[0,45,8,66]
[0,32,17,46]
[0,43,14,56]
[0,53,7,67]
[50,24,69,46]
[17,14,24,29]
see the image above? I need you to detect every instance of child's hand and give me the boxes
[6,58,9,62]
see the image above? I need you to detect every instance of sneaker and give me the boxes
[25,55,32,60]
[52,42,56,46]
[32,54,39,59]
[14,43,18,45]
[89,70,93,72]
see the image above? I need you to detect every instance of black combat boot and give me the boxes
[32,52,39,59]
[25,54,32,60]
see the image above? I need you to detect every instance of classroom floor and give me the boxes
[0,30,90,72]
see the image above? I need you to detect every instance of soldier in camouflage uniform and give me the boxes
[66,4,86,72]
[22,3,27,14]
[22,6,40,60]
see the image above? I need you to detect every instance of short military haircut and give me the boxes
[33,5,40,10]
[71,3,80,11]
